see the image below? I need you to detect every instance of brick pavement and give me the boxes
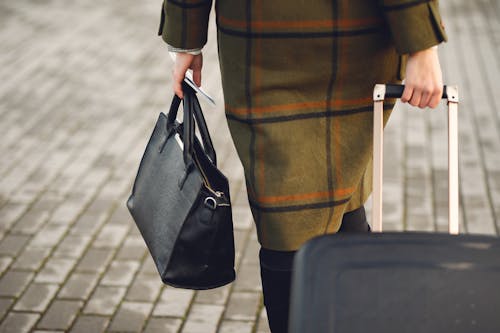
[0,0,499,332]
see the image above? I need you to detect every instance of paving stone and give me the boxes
[85,196,115,217]
[53,234,92,258]
[28,197,64,216]
[0,271,33,297]
[58,272,100,300]
[29,223,67,248]
[107,204,134,226]
[256,307,271,333]
[0,257,12,276]
[0,202,28,232]
[218,320,254,333]
[75,248,114,273]
[127,224,142,237]
[183,303,225,332]
[37,300,83,331]
[102,178,132,201]
[12,247,51,271]
[50,201,86,225]
[92,224,129,248]
[0,234,30,256]
[0,298,14,322]
[194,284,231,305]
[35,258,76,284]
[224,292,261,321]
[175,303,224,332]
[84,286,126,316]
[233,229,250,267]
[143,317,182,333]
[78,170,111,196]
[0,312,40,333]
[115,235,147,261]
[69,213,107,236]
[138,256,158,276]
[12,210,50,235]
[108,301,153,332]
[13,283,58,312]
[100,260,140,286]
[181,320,217,333]
[233,263,262,292]
[231,204,254,231]
[241,237,261,265]
[125,274,163,303]
[153,288,194,317]
[70,315,110,333]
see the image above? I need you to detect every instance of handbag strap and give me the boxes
[166,83,218,166]
[166,94,182,132]
[191,89,217,165]
[183,86,196,167]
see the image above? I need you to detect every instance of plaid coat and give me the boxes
[159,0,447,250]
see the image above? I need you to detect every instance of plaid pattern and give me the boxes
[160,0,447,250]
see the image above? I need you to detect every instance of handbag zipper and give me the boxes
[192,151,228,202]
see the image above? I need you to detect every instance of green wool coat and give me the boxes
[159,0,447,251]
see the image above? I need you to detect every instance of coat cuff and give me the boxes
[158,0,212,50]
[382,0,448,55]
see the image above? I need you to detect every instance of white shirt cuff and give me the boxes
[167,44,202,55]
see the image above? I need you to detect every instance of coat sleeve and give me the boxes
[379,0,448,55]
[158,0,213,50]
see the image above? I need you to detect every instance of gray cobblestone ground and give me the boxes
[0,0,498,332]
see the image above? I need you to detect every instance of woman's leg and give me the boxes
[259,206,370,332]
[259,248,295,333]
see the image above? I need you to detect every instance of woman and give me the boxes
[159,0,446,331]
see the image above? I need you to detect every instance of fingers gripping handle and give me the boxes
[373,84,458,102]
[372,84,459,234]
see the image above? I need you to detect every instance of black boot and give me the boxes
[338,206,371,233]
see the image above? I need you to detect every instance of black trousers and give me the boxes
[259,206,370,333]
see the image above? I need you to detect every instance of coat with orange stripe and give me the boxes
[160,0,447,250]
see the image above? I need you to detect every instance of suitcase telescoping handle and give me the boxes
[372,84,459,235]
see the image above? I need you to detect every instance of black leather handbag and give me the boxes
[127,84,235,289]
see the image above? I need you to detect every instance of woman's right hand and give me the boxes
[172,52,203,99]
[401,46,443,109]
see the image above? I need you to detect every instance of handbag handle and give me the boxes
[190,86,217,165]
[372,84,459,235]
[183,87,196,167]
[166,83,218,166]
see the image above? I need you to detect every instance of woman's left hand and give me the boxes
[172,52,203,99]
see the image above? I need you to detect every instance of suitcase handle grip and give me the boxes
[375,84,458,102]
[372,84,459,235]
[384,84,448,99]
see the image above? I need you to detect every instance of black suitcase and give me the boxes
[289,85,500,333]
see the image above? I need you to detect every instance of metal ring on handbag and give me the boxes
[204,197,217,210]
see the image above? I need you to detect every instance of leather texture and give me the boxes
[127,84,235,289]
